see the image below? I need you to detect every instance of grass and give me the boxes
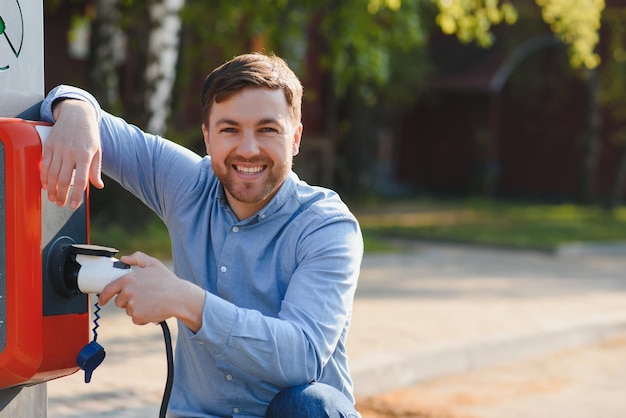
[355,197,626,252]
[90,197,626,257]
[90,217,172,260]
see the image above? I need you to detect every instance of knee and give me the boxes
[264,383,360,418]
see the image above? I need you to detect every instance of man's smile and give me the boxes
[234,164,265,174]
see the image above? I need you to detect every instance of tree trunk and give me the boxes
[144,0,185,135]
[608,135,626,210]
[89,0,123,111]
[577,68,602,204]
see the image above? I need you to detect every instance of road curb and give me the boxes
[352,314,626,396]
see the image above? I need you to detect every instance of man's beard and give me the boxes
[216,158,289,204]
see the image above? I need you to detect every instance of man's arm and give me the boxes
[40,87,105,209]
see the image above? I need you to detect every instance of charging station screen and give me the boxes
[0,142,5,353]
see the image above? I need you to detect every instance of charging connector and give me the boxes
[49,244,131,296]
[47,242,173,417]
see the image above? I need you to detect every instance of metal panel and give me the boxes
[0,0,44,117]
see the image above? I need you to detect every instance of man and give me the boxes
[40,53,363,417]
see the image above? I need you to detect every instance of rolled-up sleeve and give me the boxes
[40,85,103,123]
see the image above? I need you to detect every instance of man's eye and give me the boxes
[260,127,277,133]
[220,127,237,133]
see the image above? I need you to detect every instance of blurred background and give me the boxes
[42,0,626,255]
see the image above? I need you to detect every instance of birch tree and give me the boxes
[144,0,185,135]
[89,0,125,111]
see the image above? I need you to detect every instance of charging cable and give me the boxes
[159,321,174,418]
[159,320,174,418]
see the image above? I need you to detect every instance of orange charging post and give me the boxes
[0,118,90,389]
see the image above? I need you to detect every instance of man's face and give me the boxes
[202,87,302,220]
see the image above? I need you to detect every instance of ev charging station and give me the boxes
[0,1,51,415]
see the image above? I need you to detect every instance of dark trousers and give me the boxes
[264,383,361,418]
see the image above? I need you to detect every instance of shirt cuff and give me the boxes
[40,85,102,124]
[190,291,238,348]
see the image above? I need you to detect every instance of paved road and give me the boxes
[358,335,626,418]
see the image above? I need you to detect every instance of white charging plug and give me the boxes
[68,245,131,294]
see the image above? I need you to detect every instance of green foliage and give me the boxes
[433,0,518,47]
[175,0,607,107]
[536,0,604,69]
[319,0,426,101]
[179,0,427,103]
[430,0,604,70]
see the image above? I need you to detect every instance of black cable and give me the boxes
[159,321,174,418]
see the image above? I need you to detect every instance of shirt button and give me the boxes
[220,266,227,273]
[232,226,239,232]
[233,407,240,414]
[225,374,233,381]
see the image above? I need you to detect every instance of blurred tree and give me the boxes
[601,7,626,209]
[535,0,604,203]
[144,0,185,135]
[431,0,606,203]
[176,0,433,193]
[89,0,124,113]
[536,0,603,69]
[433,0,603,70]
[176,0,605,197]
[178,0,427,105]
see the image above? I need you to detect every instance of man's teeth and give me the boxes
[236,165,263,174]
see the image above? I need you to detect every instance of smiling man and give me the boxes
[40,53,363,418]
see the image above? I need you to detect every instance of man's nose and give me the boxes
[237,130,260,157]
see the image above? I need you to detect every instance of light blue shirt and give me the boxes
[41,86,363,418]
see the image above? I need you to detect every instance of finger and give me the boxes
[124,301,151,325]
[132,317,149,326]
[98,277,125,306]
[89,149,105,190]
[120,252,156,269]
[121,297,134,313]
[40,145,53,190]
[129,308,150,326]
[45,152,63,203]
[55,163,75,207]
[69,161,90,209]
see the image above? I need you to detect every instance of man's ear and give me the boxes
[292,123,303,157]
[202,123,211,155]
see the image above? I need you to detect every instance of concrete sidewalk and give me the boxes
[46,242,626,417]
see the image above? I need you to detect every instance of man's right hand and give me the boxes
[40,99,105,209]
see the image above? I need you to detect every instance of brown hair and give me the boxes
[201,53,303,126]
